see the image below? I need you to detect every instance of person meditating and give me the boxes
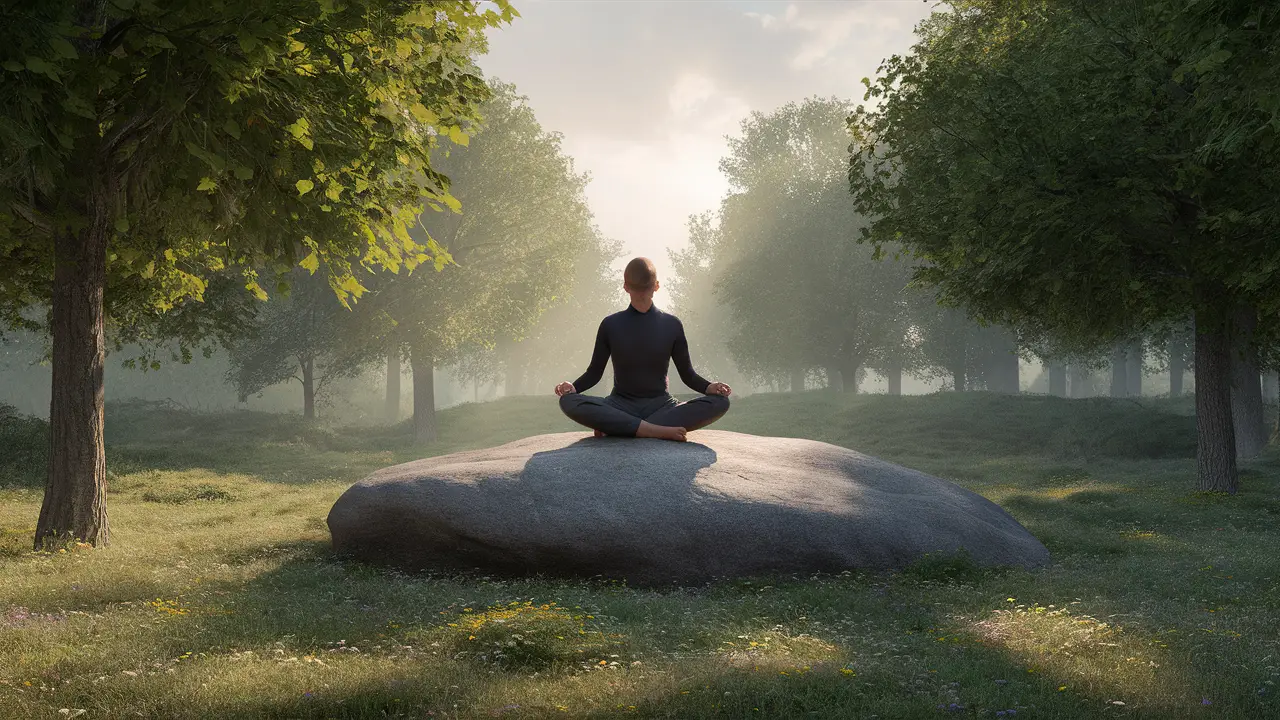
[555,257,732,442]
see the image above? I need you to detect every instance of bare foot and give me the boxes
[636,420,687,442]
[593,429,606,438]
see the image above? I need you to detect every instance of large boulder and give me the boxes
[327,430,1049,585]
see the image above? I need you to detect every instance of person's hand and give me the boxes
[555,381,576,396]
[707,382,732,397]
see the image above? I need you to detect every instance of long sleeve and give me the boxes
[571,320,610,393]
[671,322,711,394]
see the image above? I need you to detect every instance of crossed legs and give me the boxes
[559,393,730,441]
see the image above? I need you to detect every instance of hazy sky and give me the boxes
[480,0,937,273]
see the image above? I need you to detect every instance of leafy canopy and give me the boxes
[0,0,516,330]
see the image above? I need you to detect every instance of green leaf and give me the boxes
[49,36,78,59]
[409,102,438,125]
[341,52,354,70]
[448,126,470,146]
[238,35,259,54]
[197,177,217,192]
[1195,49,1233,75]
[299,251,320,273]
[114,217,130,233]
[442,194,462,212]
[223,119,241,139]
[232,164,254,180]
[1,60,22,72]
[296,179,315,195]
[286,118,310,139]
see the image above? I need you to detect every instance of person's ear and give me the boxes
[652,280,660,293]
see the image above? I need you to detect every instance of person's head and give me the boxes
[623,257,660,303]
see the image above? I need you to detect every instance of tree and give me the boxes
[372,82,598,442]
[494,228,621,397]
[226,269,384,420]
[850,0,1280,492]
[666,211,749,393]
[714,98,915,392]
[0,0,512,548]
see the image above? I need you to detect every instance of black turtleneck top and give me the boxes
[571,305,711,399]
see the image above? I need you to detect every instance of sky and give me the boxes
[480,0,938,272]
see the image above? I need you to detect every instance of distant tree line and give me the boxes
[848,0,1280,493]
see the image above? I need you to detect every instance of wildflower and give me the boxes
[1058,686,1067,692]
[1202,698,1212,705]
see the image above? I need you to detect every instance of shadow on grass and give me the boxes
[108,554,1220,719]
[15,531,1277,718]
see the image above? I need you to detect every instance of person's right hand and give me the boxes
[554,381,576,396]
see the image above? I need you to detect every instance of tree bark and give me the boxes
[301,356,316,420]
[35,220,111,550]
[1230,305,1266,459]
[1110,343,1128,398]
[885,365,903,396]
[1048,362,1067,397]
[838,363,861,394]
[825,366,843,392]
[1194,306,1238,493]
[411,346,437,443]
[1126,339,1143,397]
[790,367,805,393]
[1170,351,1184,398]
[384,343,401,423]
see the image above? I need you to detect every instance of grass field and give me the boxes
[1,392,1278,719]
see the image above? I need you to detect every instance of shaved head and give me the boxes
[624,257,658,291]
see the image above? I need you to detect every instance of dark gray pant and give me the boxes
[558,392,730,437]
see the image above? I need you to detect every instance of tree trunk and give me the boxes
[1170,351,1184,398]
[1127,339,1143,397]
[1110,343,1128,398]
[384,343,400,423]
[1194,306,1238,493]
[1230,305,1266,459]
[885,365,903,396]
[790,367,805,393]
[825,366,843,392]
[1048,362,1067,397]
[411,346,437,443]
[300,356,316,420]
[1068,364,1090,398]
[951,365,966,392]
[35,220,111,550]
[837,363,861,394]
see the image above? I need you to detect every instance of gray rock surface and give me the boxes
[327,430,1050,584]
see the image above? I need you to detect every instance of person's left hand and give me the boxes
[707,382,732,397]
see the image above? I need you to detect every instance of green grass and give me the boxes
[1,392,1278,719]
